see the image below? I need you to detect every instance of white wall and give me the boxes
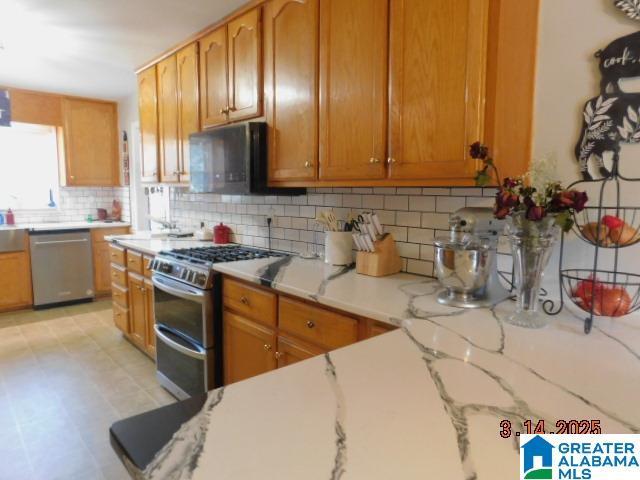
[533,0,640,301]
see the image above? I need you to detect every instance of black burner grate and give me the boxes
[160,245,287,265]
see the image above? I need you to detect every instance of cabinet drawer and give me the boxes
[113,303,129,333]
[223,278,277,326]
[110,264,127,287]
[109,244,126,266]
[127,249,144,275]
[112,283,128,308]
[369,321,397,338]
[143,255,154,278]
[279,297,358,350]
[92,227,130,243]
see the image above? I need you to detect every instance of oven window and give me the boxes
[156,335,206,397]
[154,286,205,345]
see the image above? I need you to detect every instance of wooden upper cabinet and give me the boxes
[199,27,230,128]
[388,0,489,180]
[318,0,388,181]
[227,8,262,121]
[176,43,200,184]
[138,66,159,183]
[62,98,119,186]
[265,0,319,183]
[157,56,180,183]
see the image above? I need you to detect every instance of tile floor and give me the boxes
[0,300,175,480]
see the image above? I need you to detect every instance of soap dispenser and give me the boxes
[5,209,15,226]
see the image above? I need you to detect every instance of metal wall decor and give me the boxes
[615,0,640,21]
[0,90,10,127]
[547,23,640,334]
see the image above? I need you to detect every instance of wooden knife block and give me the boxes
[356,234,402,277]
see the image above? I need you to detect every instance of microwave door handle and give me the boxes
[152,275,205,303]
[155,325,207,360]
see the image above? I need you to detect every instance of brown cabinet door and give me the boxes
[93,242,112,295]
[276,336,325,368]
[144,278,156,358]
[0,251,32,310]
[199,27,230,128]
[227,7,262,121]
[318,0,388,181]
[388,0,488,180]
[138,66,159,183]
[264,0,319,183]
[223,310,277,384]
[157,56,180,183]
[62,98,119,186]
[127,273,146,348]
[176,43,200,184]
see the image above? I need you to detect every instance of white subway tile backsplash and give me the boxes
[436,196,466,213]
[421,213,450,230]
[384,195,408,211]
[396,211,421,227]
[169,187,505,278]
[409,196,436,212]
[362,195,384,210]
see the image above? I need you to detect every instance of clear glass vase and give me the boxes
[505,213,559,328]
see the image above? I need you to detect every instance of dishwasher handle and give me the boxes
[33,239,89,246]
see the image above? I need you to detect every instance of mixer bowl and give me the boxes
[434,243,492,296]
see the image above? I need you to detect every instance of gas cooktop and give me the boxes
[150,245,287,289]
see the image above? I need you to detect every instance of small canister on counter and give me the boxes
[214,223,231,244]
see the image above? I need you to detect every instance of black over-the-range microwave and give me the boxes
[189,122,306,195]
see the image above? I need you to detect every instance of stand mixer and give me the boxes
[434,207,511,308]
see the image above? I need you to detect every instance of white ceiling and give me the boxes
[0,0,246,101]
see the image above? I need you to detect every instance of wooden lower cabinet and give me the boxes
[223,310,277,385]
[128,273,147,348]
[113,303,130,333]
[276,335,325,368]
[110,244,155,359]
[0,250,33,312]
[144,278,156,357]
[221,276,398,385]
[91,227,129,296]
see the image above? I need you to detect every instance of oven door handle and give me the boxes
[152,275,206,303]
[155,325,207,360]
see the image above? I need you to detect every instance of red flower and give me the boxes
[552,190,588,212]
[526,205,546,221]
[469,142,489,160]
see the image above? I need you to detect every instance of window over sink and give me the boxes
[0,122,60,210]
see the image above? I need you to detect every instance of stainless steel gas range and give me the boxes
[150,245,287,400]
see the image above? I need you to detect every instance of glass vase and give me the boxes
[505,213,559,328]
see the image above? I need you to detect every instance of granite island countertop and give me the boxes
[111,249,640,480]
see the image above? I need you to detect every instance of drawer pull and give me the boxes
[240,296,250,306]
[111,253,117,257]
[306,320,315,329]
[274,351,282,360]
[263,344,272,352]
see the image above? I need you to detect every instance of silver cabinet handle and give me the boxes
[154,325,206,359]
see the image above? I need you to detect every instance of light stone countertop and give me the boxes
[0,221,130,232]
[114,248,640,480]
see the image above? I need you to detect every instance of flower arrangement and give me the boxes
[470,142,588,231]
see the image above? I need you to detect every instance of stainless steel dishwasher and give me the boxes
[29,229,95,308]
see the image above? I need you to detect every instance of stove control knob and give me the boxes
[195,273,207,286]
[161,263,172,274]
[187,271,196,283]
[180,270,188,279]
